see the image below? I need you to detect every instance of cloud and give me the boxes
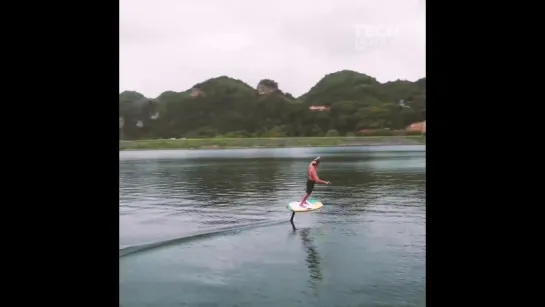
[120,0,425,98]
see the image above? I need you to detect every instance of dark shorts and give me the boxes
[306,179,316,194]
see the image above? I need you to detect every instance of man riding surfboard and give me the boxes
[298,156,330,208]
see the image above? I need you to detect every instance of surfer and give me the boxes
[299,156,330,208]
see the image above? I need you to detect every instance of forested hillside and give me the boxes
[119,70,426,139]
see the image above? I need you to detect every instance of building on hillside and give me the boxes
[309,105,330,112]
[406,121,426,133]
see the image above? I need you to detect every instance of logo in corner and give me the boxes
[354,24,399,53]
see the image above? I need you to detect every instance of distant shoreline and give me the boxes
[119,136,426,151]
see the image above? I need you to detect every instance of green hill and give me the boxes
[119,71,425,139]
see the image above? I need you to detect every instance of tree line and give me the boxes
[119,70,426,139]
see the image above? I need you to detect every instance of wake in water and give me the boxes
[119,219,289,257]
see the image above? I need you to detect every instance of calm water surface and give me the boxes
[119,146,426,307]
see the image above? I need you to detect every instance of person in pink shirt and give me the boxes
[298,156,330,208]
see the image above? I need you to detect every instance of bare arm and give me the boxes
[309,167,328,184]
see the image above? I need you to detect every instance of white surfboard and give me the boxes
[287,198,324,212]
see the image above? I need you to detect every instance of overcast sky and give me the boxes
[120,0,425,98]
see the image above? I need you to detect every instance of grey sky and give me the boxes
[120,0,425,98]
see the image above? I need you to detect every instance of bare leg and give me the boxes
[299,193,310,207]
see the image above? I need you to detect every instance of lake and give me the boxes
[119,146,426,307]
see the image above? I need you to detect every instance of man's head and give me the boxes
[311,156,321,166]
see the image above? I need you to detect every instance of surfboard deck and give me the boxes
[287,198,323,212]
